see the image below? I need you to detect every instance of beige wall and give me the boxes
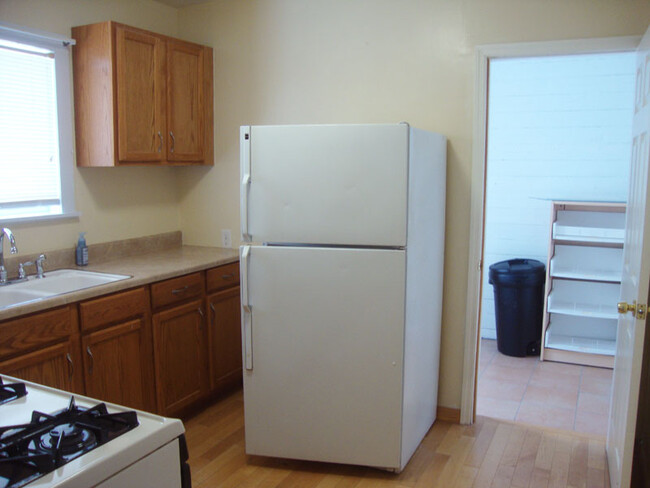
[2,0,650,410]
[0,0,182,254]
[175,0,650,409]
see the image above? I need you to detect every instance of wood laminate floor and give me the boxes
[184,390,609,488]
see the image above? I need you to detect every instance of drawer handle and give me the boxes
[172,285,190,295]
[66,353,74,379]
[86,346,94,374]
[221,273,235,281]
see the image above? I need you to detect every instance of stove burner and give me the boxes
[0,378,26,406]
[0,397,138,488]
[38,422,98,457]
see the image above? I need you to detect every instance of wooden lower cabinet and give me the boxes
[207,287,242,393]
[153,298,209,416]
[0,305,84,393]
[79,287,156,412]
[0,262,240,416]
[82,318,154,411]
[0,341,81,392]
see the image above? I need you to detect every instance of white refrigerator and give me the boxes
[239,123,446,472]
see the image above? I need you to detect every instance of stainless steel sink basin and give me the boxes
[0,269,131,310]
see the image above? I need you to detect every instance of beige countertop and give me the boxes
[0,245,239,322]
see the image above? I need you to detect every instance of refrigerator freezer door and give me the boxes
[242,245,406,469]
[242,124,409,246]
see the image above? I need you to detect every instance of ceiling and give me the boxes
[152,0,210,8]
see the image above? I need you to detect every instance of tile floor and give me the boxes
[477,338,613,436]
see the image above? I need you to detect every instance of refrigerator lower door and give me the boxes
[241,246,406,469]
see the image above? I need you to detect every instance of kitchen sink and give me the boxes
[0,269,132,310]
[0,288,49,309]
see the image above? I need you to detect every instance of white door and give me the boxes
[240,245,406,469]
[241,124,409,246]
[607,26,650,488]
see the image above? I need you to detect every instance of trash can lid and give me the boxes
[488,258,545,285]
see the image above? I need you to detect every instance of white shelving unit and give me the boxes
[540,201,626,368]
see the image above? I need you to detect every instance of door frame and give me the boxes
[460,35,641,425]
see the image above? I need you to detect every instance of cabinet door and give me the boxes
[207,287,242,393]
[0,342,80,392]
[82,319,155,411]
[153,299,208,416]
[166,39,204,162]
[116,25,166,162]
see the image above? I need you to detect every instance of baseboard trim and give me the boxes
[437,406,461,424]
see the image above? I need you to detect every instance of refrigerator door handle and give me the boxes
[240,245,253,370]
[240,126,252,242]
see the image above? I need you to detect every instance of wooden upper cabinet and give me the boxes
[167,39,204,162]
[72,21,213,167]
[116,26,166,163]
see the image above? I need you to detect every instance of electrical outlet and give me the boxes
[221,229,232,248]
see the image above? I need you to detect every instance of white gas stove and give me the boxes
[0,375,190,488]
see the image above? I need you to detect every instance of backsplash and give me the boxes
[3,231,182,279]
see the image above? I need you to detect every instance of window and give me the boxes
[0,22,77,222]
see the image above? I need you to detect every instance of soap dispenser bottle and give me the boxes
[76,232,88,266]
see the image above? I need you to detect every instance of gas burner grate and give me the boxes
[0,397,138,488]
[0,379,26,406]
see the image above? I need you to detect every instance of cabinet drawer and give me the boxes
[79,287,148,332]
[206,262,240,293]
[151,272,204,310]
[0,306,76,359]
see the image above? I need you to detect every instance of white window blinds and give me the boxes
[0,22,77,222]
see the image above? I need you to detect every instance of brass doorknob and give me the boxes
[618,301,648,319]
[618,301,636,314]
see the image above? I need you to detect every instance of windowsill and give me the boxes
[0,211,80,225]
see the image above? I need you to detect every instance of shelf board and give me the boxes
[546,313,617,341]
[542,347,614,369]
[550,246,623,282]
[547,304,619,320]
[553,208,626,244]
[549,270,621,282]
[545,332,616,356]
[552,232,624,244]
[547,299,619,320]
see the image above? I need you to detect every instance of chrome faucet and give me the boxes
[19,254,46,279]
[0,227,18,284]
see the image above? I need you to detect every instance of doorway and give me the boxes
[460,37,641,428]
[477,51,635,434]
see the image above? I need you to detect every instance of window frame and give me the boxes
[0,21,78,224]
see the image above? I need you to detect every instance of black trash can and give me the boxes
[488,258,546,357]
